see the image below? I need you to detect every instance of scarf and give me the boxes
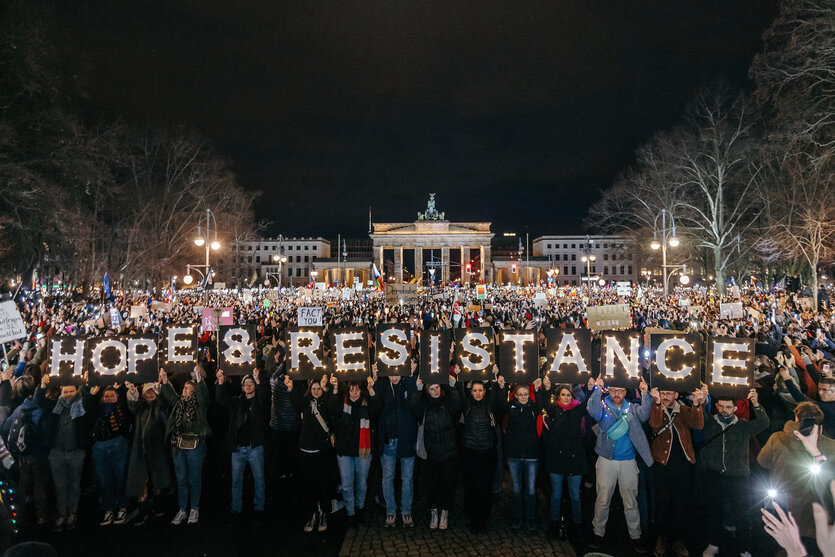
[53,395,86,420]
[343,397,371,458]
[95,402,126,440]
[716,414,738,428]
[172,394,198,435]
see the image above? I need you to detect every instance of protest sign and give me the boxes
[649,332,702,391]
[385,284,419,306]
[706,336,755,397]
[719,302,743,319]
[298,307,323,327]
[498,330,538,384]
[0,301,26,344]
[587,304,632,332]
[545,329,592,385]
[160,325,198,375]
[419,330,452,385]
[375,325,412,377]
[476,284,487,300]
[47,337,87,384]
[329,327,370,381]
[218,325,257,375]
[454,328,495,382]
[201,308,219,332]
[86,334,158,386]
[130,305,148,319]
[286,327,326,380]
[600,331,643,389]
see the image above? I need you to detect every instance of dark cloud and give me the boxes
[61,0,777,237]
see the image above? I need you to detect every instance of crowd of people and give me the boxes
[0,281,833,557]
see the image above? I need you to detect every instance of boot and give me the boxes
[654,535,667,557]
[439,509,448,530]
[429,508,439,529]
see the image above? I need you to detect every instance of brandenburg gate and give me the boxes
[370,195,494,284]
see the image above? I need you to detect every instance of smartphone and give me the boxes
[799,417,817,436]
[409,330,415,341]
[824,363,832,375]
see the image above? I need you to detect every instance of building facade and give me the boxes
[219,237,331,287]
[530,235,639,285]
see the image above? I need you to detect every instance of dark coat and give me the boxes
[269,367,301,432]
[125,392,173,497]
[327,389,381,457]
[292,388,332,453]
[216,379,271,452]
[35,386,96,450]
[499,387,545,460]
[543,399,588,475]
[460,383,500,451]
[409,387,461,461]
[375,376,418,458]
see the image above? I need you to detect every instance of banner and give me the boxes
[587,304,632,332]
[86,334,159,386]
[385,284,419,306]
[286,327,326,380]
[649,332,702,391]
[0,301,26,344]
[160,325,198,375]
[201,308,219,332]
[375,325,412,377]
[545,329,592,385]
[329,326,370,381]
[719,302,744,320]
[498,330,538,384]
[218,325,257,376]
[600,331,643,389]
[47,337,87,385]
[298,307,323,327]
[419,330,452,385]
[706,336,754,397]
[454,328,495,382]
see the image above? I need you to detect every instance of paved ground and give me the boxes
[339,474,576,557]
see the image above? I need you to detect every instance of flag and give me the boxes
[372,263,384,292]
[199,268,214,291]
[103,273,111,299]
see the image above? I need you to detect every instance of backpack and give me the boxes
[8,408,39,457]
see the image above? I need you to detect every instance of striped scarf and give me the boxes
[343,397,371,458]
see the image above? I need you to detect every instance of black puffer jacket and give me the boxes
[292,387,332,453]
[270,367,301,432]
[499,386,544,459]
[459,382,500,451]
[410,387,461,461]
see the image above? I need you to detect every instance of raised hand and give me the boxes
[813,480,835,557]
[748,388,759,407]
[650,387,660,405]
[252,368,260,384]
[497,375,506,390]
[595,377,604,390]
[216,369,226,384]
[329,374,338,388]
[762,502,806,557]
[639,378,648,395]
[542,375,552,391]
[283,375,293,391]
[90,385,100,396]
[158,369,168,384]
[532,377,542,391]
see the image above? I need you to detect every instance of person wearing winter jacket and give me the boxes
[125,381,172,526]
[159,366,211,526]
[497,375,545,531]
[36,375,96,533]
[216,368,271,526]
[90,384,132,526]
[327,374,381,526]
[269,359,301,485]
[541,378,588,541]
[458,370,501,533]
[285,373,333,533]
[374,367,418,528]
[409,374,461,531]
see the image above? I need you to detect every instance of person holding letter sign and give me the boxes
[586,376,653,554]
[328,373,381,527]
[410,374,461,530]
[159,366,211,526]
[496,374,545,531]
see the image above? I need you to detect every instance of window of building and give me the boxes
[296,256,301,262]
[628,266,632,275]
[304,245,309,250]
[288,267,292,277]
[562,254,568,261]
[592,265,596,273]
[247,256,252,263]
[563,266,568,275]
[604,266,608,275]
[603,243,608,249]
[256,256,260,263]
[571,244,576,249]
[629,253,633,260]
[604,253,609,261]
[563,243,568,249]
[296,245,301,251]
[546,243,551,249]
[287,245,292,251]
[571,266,576,275]
[304,256,309,262]
[571,254,576,261]
[304,268,308,276]
[621,266,625,275]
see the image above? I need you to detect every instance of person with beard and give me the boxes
[700,390,769,557]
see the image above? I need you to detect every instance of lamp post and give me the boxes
[650,208,680,299]
[193,208,221,269]
[580,236,597,296]
[271,254,287,288]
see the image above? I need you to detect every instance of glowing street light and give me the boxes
[183,274,194,285]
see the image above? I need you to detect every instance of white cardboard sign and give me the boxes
[0,301,26,344]
[298,307,323,326]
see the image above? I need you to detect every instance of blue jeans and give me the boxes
[381,440,415,515]
[171,440,207,511]
[231,445,265,513]
[549,473,582,524]
[92,436,129,511]
[336,455,372,516]
[508,458,538,524]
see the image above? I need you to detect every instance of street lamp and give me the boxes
[581,236,597,295]
[194,208,220,270]
[650,208,681,299]
[183,274,194,285]
[679,274,690,285]
[271,254,287,287]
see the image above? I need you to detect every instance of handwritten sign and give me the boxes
[298,307,323,327]
[587,304,632,332]
[0,301,26,344]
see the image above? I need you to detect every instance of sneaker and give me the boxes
[303,513,317,533]
[429,508,439,529]
[171,510,187,526]
[317,511,328,532]
[654,536,667,557]
[133,512,149,527]
[187,508,199,524]
[401,514,414,528]
[65,514,77,531]
[113,509,131,525]
[701,545,719,557]
[740,553,752,557]
[52,515,66,533]
[385,514,396,528]
[630,537,649,556]
[439,510,448,530]
[100,510,115,526]
[672,540,690,557]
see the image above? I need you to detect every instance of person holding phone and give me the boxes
[778,367,835,438]
[758,402,835,552]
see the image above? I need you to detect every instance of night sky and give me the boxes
[60,1,777,238]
